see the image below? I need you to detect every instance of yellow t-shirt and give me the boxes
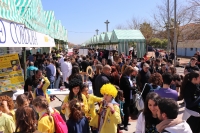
[85,94,102,120]
[38,115,55,133]
[0,113,15,133]
[37,109,56,133]
[61,94,88,115]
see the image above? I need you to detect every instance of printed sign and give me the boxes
[0,53,24,93]
[0,18,55,47]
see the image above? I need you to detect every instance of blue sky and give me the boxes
[41,0,164,44]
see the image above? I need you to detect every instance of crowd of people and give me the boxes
[0,48,200,133]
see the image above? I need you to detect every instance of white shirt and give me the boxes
[135,112,145,133]
[61,62,69,73]
[66,62,72,78]
[59,56,64,64]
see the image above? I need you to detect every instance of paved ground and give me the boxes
[0,57,190,133]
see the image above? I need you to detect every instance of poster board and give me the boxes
[79,49,88,56]
[0,53,24,93]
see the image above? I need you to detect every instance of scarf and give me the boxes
[156,118,183,133]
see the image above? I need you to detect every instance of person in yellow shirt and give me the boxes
[0,111,15,133]
[81,83,102,133]
[61,78,88,120]
[34,76,51,103]
[90,83,121,133]
[0,95,15,120]
[32,96,55,133]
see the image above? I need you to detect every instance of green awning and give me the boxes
[44,11,55,38]
[96,35,100,44]
[110,29,145,43]
[0,0,23,23]
[15,0,48,34]
[99,34,105,44]
[104,32,112,43]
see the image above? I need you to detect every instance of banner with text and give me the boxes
[0,53,24,93]
[0,18,55,47]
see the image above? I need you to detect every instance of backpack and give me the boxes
[42,109,68,133]
[148,83,161,92]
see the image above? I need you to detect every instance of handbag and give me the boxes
[135,83,147,111]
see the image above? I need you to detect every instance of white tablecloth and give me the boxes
[12,81,93,100]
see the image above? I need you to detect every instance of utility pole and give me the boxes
[167,0,171,53]
[174,0,177,65]
[95,29,99,35]
[104,20,110,32]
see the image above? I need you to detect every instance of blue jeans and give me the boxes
[48,82,54,89]
[54,76,61,89]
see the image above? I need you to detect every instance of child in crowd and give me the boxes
[16,94,39,120]
[115,89,125,133]
[90,83,121,133]
[67,99,90,133]
[61,78,88,120]
[32,96,55,133]
[0,95,15,120]
[16,94,30,107]
[81,83,102,133]
[15,106,37,133]
[0,103,15,133]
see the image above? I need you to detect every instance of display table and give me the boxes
[12,81,93,100]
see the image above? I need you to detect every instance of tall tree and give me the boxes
[153,0,197,49]
[140,22,153,45]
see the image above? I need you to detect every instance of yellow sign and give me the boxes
[0,53,24,93]
[44,36,49,42]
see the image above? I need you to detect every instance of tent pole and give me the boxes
[23,47,27,80]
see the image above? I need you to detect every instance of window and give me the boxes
[190,48,193,51]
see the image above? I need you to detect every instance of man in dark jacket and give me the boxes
[137,63,151,91]
[94,65,111,97]
[81,56,90,72]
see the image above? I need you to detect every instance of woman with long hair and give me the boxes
[15,106,37,133]
[61,78,88,120]
[67,99,90,133]
[119,66,137,131]
[136,92,161,133]
[181,72,200,133]
[110,66,120,86]
[32,96,55,133]
[68,65,82,82]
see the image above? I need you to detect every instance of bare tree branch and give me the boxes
[126,16,142,30]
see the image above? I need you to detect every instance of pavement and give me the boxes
[0,57,190,133]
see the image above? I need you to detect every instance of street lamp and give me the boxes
[167,0,170,53]
[174,0,177,65]
[104,20,110,32]
[95,29,99,35]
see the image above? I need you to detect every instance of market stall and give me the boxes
[110,29,146,58]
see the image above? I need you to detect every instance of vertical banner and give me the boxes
[0,53,24,93]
